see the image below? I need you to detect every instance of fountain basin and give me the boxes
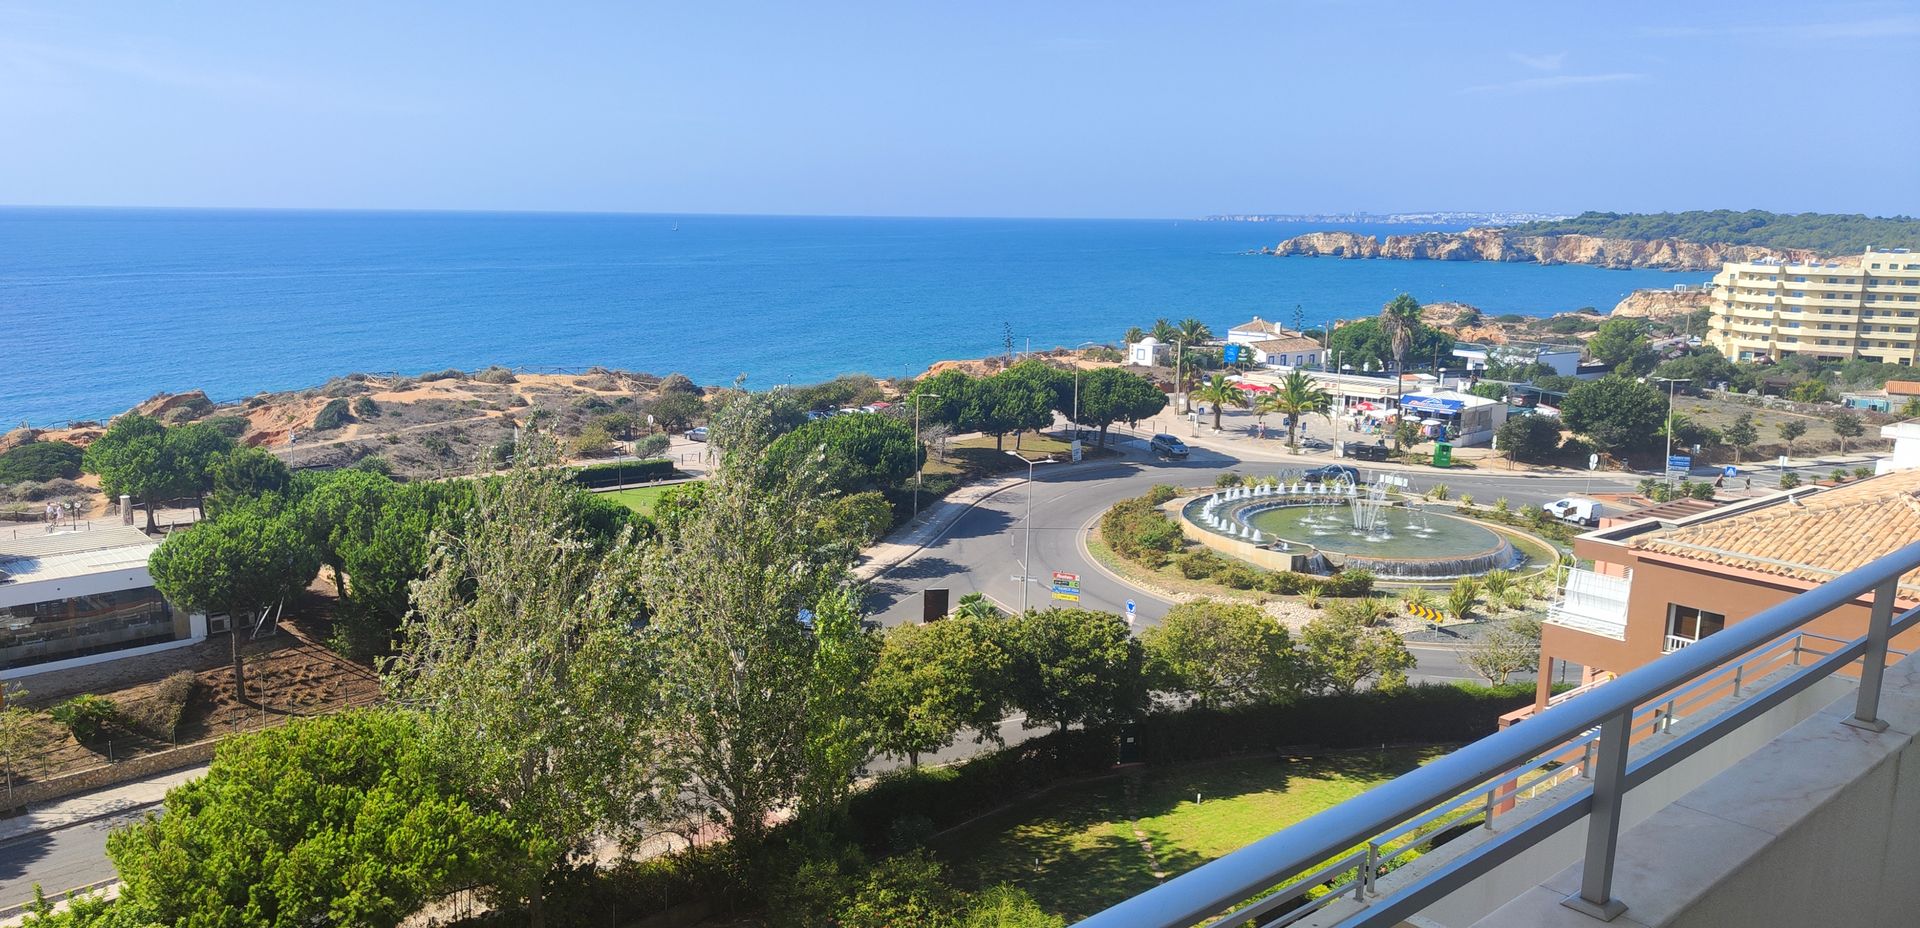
[1177,492,1525,580]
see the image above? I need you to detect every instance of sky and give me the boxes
[2,1,1917,219]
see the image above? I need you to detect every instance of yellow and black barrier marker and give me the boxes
[1407,603,1446,624]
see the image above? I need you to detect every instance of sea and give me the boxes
[0,208,1705,426]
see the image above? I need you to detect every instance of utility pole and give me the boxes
[1005,451,1044,614]
[911,392,941,518]
[1655,377,1691,486]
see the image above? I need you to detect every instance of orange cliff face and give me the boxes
[1265,228,1826,271]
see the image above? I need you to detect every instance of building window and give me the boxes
[1665,605,1726,652]
[1,588,184,671]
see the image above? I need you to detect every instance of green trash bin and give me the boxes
[1432,442,1453,468]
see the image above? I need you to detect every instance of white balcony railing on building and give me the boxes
[1663,634,1696,653]
[1545,567,1632,639]
[1073,540,1920,928]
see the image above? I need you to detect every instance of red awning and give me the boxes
[1233,381,1275,393]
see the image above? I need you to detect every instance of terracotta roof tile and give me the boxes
[1631,470,1920,590]
[1232,318,1288,336]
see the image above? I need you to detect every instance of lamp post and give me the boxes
[911,392,941,519]
[1005,450,1049,614]
[1655,377,1691,485]
[1069,340,1102,455]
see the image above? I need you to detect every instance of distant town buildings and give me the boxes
[1224,317,1328,370]
[1200,211,1569,226]
[1705,248,1920,364]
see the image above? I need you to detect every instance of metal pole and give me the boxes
[913,397,922,520]
[1845,578,1899,732]
[1564,709,1632,921]
[1021,456,1035,615]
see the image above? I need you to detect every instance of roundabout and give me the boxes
[1178,476,1529,581]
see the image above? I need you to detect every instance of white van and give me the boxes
[1543,497,1601,527]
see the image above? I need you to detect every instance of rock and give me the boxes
[0,427,40,455]
[1268,228,1826,271]
[126,390,216,424]
[1611,288,1712,322]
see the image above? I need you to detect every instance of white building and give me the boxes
[1,526,206,680]
[1226,317,1329,369]
[1452,343,1583,377]
[1125,336,1172,368]
[1398,388,1509,447]
[1877,420,1920,475]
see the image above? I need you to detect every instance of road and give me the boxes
[0,807,148,918]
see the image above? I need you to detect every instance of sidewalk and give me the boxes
[0,764,203,848]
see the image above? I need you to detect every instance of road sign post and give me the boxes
[1125,599,1137,627]
[1050,570,1081,603]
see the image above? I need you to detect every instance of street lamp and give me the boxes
[1654,377,1691,484]
[1005,450,1054,614]
[1069,340,1102,456]
[911,392,941,519]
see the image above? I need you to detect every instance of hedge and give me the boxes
[845,683,1532,853]
[571,458,679,488]
[0,441,84,483]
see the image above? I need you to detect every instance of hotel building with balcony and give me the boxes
[1704,247,1920,364]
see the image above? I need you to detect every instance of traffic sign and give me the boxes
[1223,344,1243,364]
[1588,453,1600,471]
[1722,465,1738,478]
[1125,599,1137,625]
[1667,454,1692,475]
[1050,570,1081,602]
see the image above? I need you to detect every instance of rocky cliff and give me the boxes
[1264,228,1826,271]
[1610,288,1712,322]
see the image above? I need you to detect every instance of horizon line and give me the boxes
[0,203,1561,224]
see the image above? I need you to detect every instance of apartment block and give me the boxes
[1705,247,1920,364]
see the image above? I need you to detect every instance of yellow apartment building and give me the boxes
[1706,247,1920,364]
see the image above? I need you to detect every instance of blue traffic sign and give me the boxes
[1125,599,1136,615]
[1667,455,1692,474]
[1723,465,1738,478]
[1222,343,1243,364]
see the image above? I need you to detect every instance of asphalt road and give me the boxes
[0,806,150,918]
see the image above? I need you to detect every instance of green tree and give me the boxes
[1560,376,1669,454]
[646,390,707,432]
[836,852,961,928]
[869,618,1012,766]
[105,710,536,928]
[1788,379,1833,404]
[1140,600,1299,708]
[1297,613,1414,696]
[389,449,649,925]
[1496,415,1562,465]
[1001,608,1143,731]
[969,370,1056,450]
[1463,615,1541,685]
[1327,317,1454,373]
[1192,374,1248,431]
[634,394,872,846]
[1257,370,1332,451]
[1149,318,1179,344]
[1175,317,1213,345]
[207,446,291,515]
[1391,418,1426,452]
[1725,413,1758,463]
[1778,419,1807,458]
[1071,367,1167,446]
[1378,293,1423,376]
[1585,318,1656,375]
[1123,325,1146,346]
[1831,411,1864,453]
[149,495,320,695]
[83,415,170,531]
[768,412,922,494]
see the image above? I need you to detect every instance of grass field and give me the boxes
[934,748,1443,921]
[602,484,675,515]
[921,431,1120,479]
[1677,394,1890,459]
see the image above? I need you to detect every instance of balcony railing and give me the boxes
[1662,633,1696,653]
[1545,567,1632,639]
[1072,540,1920,928]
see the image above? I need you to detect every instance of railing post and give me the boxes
[1356,844,1374,901]
[1562,709,1631,922]
[1732,664,1744,698]
[1580,739,1595,779]
[1483,786,1497,830]
[1845,579,1899,733]
[1363,841,1379,897]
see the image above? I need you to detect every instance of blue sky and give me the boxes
[2,1,1916,218]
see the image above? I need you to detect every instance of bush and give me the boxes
[571,458,679,488]
[418,368,466,382]
[473,365,518,384]
[823,491,896,545]
[1144,484,1179,506]
[1175,550,1230,579]
[352,396,381,419]
[570,423,618,457]
[202,415,250,439]
[50,694,118,742]
[1215,472,1244,488]
[310,398,353,431]
[1319,569,1375,598]
[0,441,84,483]
[1101,495,1187,567]
[121,671,198,739]
[633,433,671,457]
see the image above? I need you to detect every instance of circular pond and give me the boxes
[1180,489,1524,580]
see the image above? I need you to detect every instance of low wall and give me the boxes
[5,739,216,811]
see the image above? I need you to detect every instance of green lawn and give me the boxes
[933,748,1443,921]
[602,484,674,515]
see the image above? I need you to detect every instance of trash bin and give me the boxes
[1432,442,1453,468]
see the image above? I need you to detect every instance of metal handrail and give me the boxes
[1074,539,1920,928]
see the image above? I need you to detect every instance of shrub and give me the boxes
[1145,484,1179,506]
[823,491,896,545]
[571,458,678,488]
[1830,468,1849,483]
[570,423,618,457]
[1320,569,1374,598]
[0,441,84,483]
[202,415,250,438]
[418,368,466,382]
[1176,550,1229,579]
[1779,473,1802,488]
[1855,466,1875,479]
[352,396,381,419]
[1457,493,1474,508]
[1215,472,1244,488]
[469,365,516,384]
[1689,481,1717,499]
[1447,578,1481,622]
[1426,484,1450,501]
[633,433,671,458]
[1101,495,1187,567]
[122,671,198,739]
[1217,565,1261,590]
[311,398,353,431]
[50,694,118,742]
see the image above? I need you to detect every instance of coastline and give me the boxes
[1263,227,1825,271]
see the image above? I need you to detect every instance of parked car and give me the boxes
[1544,497,1602,526]
[1149,433,1190,458]
[1303,464,1360,484]
[1296,437,1333,452]
[1345,442,1391,462]
[685,426,710,442]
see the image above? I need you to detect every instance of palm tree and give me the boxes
[1193,374,1248,431]
[1258,370,1334,451]
[1123,325,1146,345]
[1176,318,1214,345]
[1150,318,1179,343]
[1378,293,1423,378]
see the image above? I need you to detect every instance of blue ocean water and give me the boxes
[0,208,1703,426]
